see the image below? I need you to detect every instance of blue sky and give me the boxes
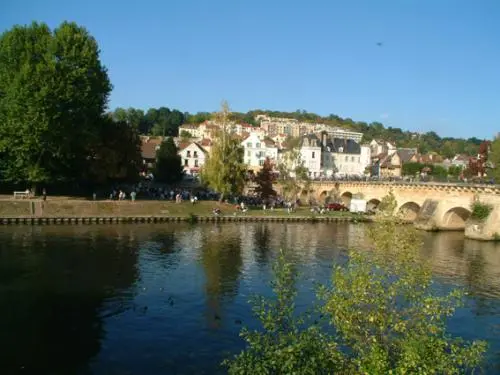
[1,0,499,139]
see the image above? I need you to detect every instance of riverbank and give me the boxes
[0,199,371,225]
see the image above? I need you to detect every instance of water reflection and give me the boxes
[199,225,243,327]
[0,225,139,375]
[0,223,498,374]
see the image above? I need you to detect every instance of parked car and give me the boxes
[325,202,349,212]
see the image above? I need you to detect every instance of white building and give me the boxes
[178,124,203,138]
[299,134,322,177]
[241,133,278,170]
[320,134,368,177]
[178,142,207,175]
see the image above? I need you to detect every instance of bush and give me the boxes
[224,219,487,374]
[470,201,492,221]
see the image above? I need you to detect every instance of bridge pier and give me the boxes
[465,204,500,241]
[414,199,473,231]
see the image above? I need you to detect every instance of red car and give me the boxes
[325,202,349,212]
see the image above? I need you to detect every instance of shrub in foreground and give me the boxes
[224,219,487,374]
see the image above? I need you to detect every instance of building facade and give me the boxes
[178,142,207,175]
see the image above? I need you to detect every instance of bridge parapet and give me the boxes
[310,181,500,195]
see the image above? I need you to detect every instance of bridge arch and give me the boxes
[443,207,471,230]
[367,199,381,211]
[341,191,352,206]
[398,202,421,221]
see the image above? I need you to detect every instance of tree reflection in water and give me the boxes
[199,224,243,328]
[0,226,139,375]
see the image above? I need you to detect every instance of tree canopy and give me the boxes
[200,102,246,202]
[155,137,183,184]
[0,21,112,188]
[254,158,276,201]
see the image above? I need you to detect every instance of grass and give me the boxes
[0,199,363,219]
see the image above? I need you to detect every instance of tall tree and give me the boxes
[200,101,246,202]
[255,157,277,201]
[0,21,111,189]
[489,136,500,182]
[155,137,183,183]
[87,118,142,185]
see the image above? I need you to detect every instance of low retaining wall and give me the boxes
[0,215,368,225]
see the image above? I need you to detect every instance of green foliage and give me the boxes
[226,220,487,374]
[179,130,192,139]
[447,165,463,177]
[223,250,341,374]
[403,162,448,178]
[490,136,500,182]
[154,137,183,183]
[377,190,398,216]
[200,102,246,201]
[470,200,493,221]
[320,220,487,374]
[87,118,142,184]
[0,21,111,187]
[254,158,276,200]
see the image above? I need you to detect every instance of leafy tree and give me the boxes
[490,136,500,182]
[223,251,341,374]
[185,112,212,124]
[254,157,276,201]
[319,218,487,374]
[448,165,463,177]
[276,140,310,202]
[179,130,192,140]
[402,162,424,176]
[200,102,246,202]
[0,21,111,190]
[155,137,183,183]
[225,205,487,374]
[87,118,142,184]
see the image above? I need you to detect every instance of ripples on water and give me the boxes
[0,223,499,374]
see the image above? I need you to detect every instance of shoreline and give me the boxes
[0,214,371,225]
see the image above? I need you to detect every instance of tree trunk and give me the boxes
[219,192,224,204]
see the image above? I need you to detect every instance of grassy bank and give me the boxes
[0,199,363,219]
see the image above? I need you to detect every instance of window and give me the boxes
[184,159,188,166]
[247,142,252,148]
[194,159,198,167]
[259,159,264,166]
[194,151,198,158]
[312,151,315,159]
[247,151,251,157]
[187,151,191,157]
[351,156,354,162]
[256,142,261,148]
[345,156,348,162]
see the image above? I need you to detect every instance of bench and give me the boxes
[13,191,29,199]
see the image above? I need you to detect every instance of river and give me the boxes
[0,223,499,374]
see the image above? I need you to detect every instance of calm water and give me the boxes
[0,223,499,375]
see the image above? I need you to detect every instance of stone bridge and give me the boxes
[300,181,500,239]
